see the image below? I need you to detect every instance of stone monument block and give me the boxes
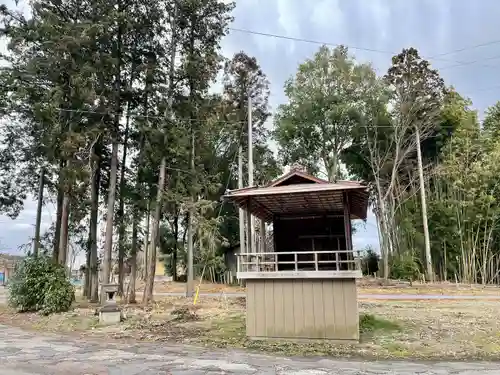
[99,283,122,325]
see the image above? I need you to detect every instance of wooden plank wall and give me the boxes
[246,278,359,341]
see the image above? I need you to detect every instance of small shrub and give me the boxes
[170,306,199,322]
[359,313,400,334]
[389,254,420,282]
[8,255,75,315]
[361,247,380,276]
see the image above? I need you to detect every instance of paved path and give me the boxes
[1,325,499,374]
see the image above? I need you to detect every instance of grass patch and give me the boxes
[359,313,400,334]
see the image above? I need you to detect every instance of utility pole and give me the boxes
[238,145,246,254]
[33,167,45,258]
[247,95,254,253]
[186,131,195,297]
[247,96,254,187]
[416,127,433,281]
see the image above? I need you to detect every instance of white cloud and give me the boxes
[311,0,344,33]
[12,222,33,230]
[429,0,451,55]
[363,0,390,44]
[276,0,301,54]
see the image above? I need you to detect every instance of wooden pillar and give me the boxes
[260,220,266,252]
[246,199,253,253]
[343,192,353,251]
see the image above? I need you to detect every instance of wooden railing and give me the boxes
[236,250,361,273]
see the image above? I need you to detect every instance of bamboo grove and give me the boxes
[1,1,499,300]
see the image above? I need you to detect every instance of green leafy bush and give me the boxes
[8,255,75,315]
[361,247,380,276]
[359,313,400,334]
[389,254,421,282]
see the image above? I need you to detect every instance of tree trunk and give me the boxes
[173,209,179,281]
[129,130,145,303]
[415,127,433,281]
[89,152,101,303]
[117,110,131,296]
[33,167,44,258]
[102,0,123,291]
[142,7,177,300]
[238,146,245,255]
[53,192,63,262]
[326,154,338,182]
[83,248,90,297]
[53,162,64,263]
[143,156,167,303]
[58,192,70,267]
[128,218,138,304]
[186,132,195,297]
[142,205,151,281]
[377,192,391,279]
[182,212,188,246]
[102,139,119,288]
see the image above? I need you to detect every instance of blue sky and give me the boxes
[2,0,500,258]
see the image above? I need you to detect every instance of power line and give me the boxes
[228,27,500,71]
[228,27,396,55]
[439,53,500,71]
[430,39,500,58]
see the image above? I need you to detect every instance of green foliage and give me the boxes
[389,254,421,282]
[274,45,380,182]
[361,247,380,276]
[359,313,401,334]
[8,255,75,315]
[483,101,500,139]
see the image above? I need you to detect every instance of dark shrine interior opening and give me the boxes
[273,214,351,271]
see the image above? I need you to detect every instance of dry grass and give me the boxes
[142,281,245,294]
[1,295,500,360]
[358,300,500,359]
[358,287,500,296]
[144,278,500,297]
[358,278,500,296]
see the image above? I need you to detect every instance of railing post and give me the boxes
[335,252,340,271]
[314,252,318,271]
[256,254,260,272]
[274,253,278,272]
[294,253,298,271]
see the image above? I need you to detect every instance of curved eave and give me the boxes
[224,183,369,223]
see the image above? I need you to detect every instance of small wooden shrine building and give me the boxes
[223,169,369,342]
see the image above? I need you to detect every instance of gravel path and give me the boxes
[1,325,499,374]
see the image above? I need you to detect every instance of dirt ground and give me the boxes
[142,278,500,296]
[1,295,499,360]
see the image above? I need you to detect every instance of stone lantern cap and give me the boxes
[101,283,119,293]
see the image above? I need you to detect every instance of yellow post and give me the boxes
[193,285,200,305]
[193,264,206,305]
